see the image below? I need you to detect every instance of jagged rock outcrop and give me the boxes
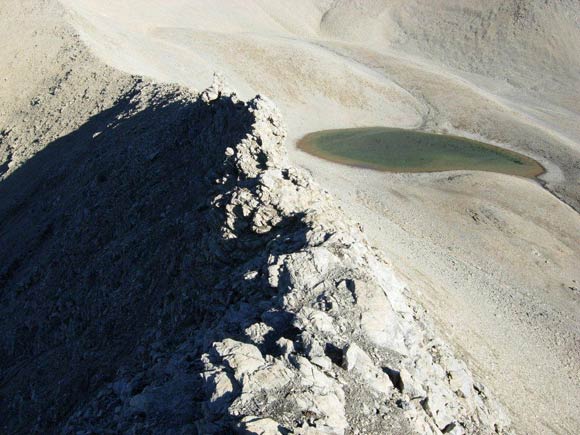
[0,75,511,434]
[187,77,512,434]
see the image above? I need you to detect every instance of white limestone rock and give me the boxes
[238,416,284,435]
[342,343,393,396]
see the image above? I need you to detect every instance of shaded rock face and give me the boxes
[0,75,510,434]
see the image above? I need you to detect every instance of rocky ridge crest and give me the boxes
[189,77,512,434]
[1,74,511,434]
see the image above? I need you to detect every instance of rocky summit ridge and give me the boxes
[192,77,512,435]
[1,73,511,434]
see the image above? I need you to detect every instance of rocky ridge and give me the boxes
[65,77,509,434]
[189,78,512,434]
[1,68,511,433]
[3,1,577,432]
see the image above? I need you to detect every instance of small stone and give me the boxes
[238,416,282,434]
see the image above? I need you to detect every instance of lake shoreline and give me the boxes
[297,127,546,179]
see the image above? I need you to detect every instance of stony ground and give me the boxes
[1,1,579,434]
[0,1,513,432]
[292,148,580,434]
[0,37,509,435]
[48,2,580,432]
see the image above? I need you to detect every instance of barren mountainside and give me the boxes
[0,7,510,435]
[0,48,509,435]
[1,1,579,434]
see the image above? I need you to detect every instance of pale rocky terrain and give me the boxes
[1,1,579,434]
[0,3,512,433]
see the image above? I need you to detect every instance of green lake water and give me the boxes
[298,127,544,178]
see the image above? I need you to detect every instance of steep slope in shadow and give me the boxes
[0,78,280,433]
[0,76,513,434]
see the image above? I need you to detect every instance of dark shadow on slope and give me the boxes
[0,84,311,434]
